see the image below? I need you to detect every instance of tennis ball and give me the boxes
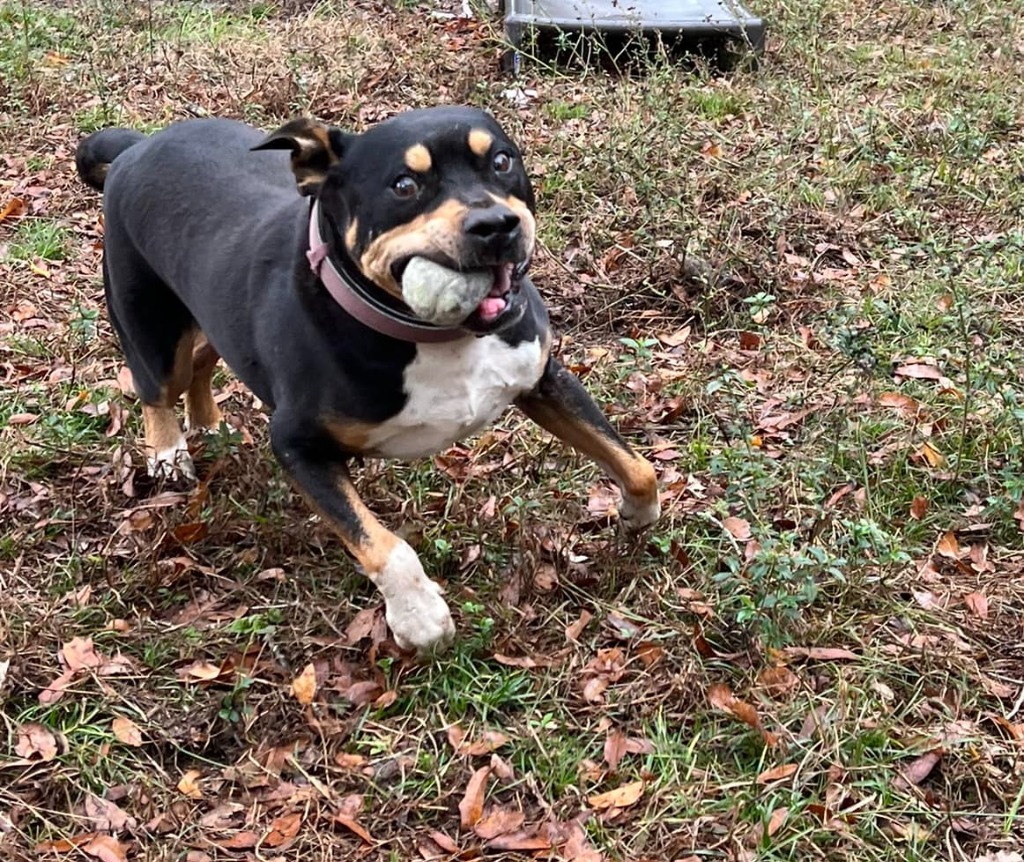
[401,256,493,326]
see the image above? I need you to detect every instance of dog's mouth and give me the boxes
[476,262,517,322]
[391,256,530,329]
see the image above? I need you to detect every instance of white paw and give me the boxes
[146,437,196,482]
[620,492,661,533]
[374,542,456,654]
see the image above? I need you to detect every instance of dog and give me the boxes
[75,106,660,653]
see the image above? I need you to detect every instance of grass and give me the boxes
[2,0,1024,859]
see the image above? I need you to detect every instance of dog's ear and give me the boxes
[252,118,351,196]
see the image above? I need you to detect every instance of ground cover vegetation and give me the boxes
[1,0,1023,859]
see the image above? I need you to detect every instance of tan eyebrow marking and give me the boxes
[404,144,432,173]
[468,129,493,157]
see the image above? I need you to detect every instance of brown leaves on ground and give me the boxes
[111,717,143,747]
[39,636,131,706]
[782,646,859,662]
[707,683,761,729]
[587,780,644,810]
[473,807,525,840]
[84,794,136,833]
[458,766,491,829]
[580,647,626,703]
[964,591,989,619]
[448,725,509,757]
[333,794,374,845]
[757,665,800,698]
[177,770,204,800]
[893,749,943,792]
[61,636,103,670]
[15,722,59,761]
[290,662,317,705]
[263,811,302,848]
[38,834,129,862]
[723,516,752,540]
[603,728,654,772]
[756,763,798,785]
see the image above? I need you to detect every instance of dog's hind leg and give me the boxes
[184,333,224,433]
[516,356,660,532]
[103,252,197,481]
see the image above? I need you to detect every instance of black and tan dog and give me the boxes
[75,106,660,653]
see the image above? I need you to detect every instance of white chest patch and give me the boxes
[366,335,543,459]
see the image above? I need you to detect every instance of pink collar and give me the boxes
[306,200,465,344]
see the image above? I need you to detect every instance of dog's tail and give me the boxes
[75,128,146,191]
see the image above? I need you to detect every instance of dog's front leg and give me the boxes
[270,415,456,654]
[517,357,660,531]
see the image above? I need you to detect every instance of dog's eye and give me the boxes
[392,175,419,199]
[492,152,514,173]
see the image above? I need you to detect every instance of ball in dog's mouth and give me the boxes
[400,257,524,328]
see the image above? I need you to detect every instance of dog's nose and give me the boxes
[464,205,520,240]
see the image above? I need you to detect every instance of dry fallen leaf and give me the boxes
[39,668,77,705]
[782,646,859,662]
[427,830,459,854]
[893,749,942,792]
[177,769,203,799]
[757,665,800,698]
[84,793,135,833]
[291,663,317,705]
[604,728,629,772]
[963,591,989,619]
[565,609,594,642]
[335,752,367,769]
[878,392,923,418]
[334,810,373,845]
[15,722,59,761]
[458,766,491,829]
[917,440,947,468]
[765,806,789,839]
[263,812,302,848]
[910,496,928,520]
[344,606,380,644]
[634,641,665,667]
[936,531,960,558]
[0,197,27,222]
[484,827,552,851]
[111,716,143,747]
[473,807,525,840]
[587,779,645,810]
[177,660,228,683]
[490,753,514,781]
[582,676,609,703]
[559,818,605,862]
[214,832,259,850]
[894,362,942,381]
[707,683,761,729]
[82,835,128,862]
[62,637,104,670]
[464,731,509,757]
[756,763,798,785]
[723,516,752,540]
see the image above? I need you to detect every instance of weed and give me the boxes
[8,219,69,262]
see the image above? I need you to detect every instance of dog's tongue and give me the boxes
[478,296,506,321]
[476,264,513,323]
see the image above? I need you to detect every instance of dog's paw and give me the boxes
[147,437,197,483]
[184,415,229,435]
[376,542,456,655]
[619,490,661,533]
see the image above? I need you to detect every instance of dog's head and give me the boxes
[254,107,536,333]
